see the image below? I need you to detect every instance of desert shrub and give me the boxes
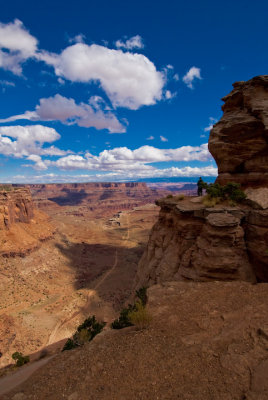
[205,183,224,198]
[62,338,77,351]
[12,352,30,367]
[128,300,152,330]
[135,286,148,306]
[203,182,246,205]
[222,182,246,202]
[166,194,173,199]
[111,287,149,329]
[62,315,105,351]
[111,304,136,329]
[202,196,220,208]
[73,329,91,345]
[76,315,105,339]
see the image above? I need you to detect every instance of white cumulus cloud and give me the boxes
[37,43,165,110]
[0,125,70,169]
[41,143,212,171]
[0,19,38,74]
[183,66,202,89]
[0,94,126,133]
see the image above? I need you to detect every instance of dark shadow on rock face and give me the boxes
[48,189,88,206]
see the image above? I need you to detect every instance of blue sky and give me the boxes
[0,0,267,183]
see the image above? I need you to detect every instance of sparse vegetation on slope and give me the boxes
[62,315,106,351]
[111,287,151,330]
[128,299,152,330]
[12,352,30,367]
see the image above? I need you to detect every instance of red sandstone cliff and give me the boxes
[0,187,54,256]
[135,76,268,287]
[209,75,268,188]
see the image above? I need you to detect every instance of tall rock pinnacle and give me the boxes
[209,75,268,188]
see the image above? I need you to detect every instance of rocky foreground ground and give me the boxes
[2,281,268,400]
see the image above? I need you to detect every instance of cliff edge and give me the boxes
[135,76,268,287]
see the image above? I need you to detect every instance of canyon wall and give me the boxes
[135,197,268,287]
[136,75,268,287]
[0,188,34,229]
[0,187,54,256]
[21,182,176,217]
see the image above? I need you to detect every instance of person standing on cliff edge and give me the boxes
[197,177,204,196]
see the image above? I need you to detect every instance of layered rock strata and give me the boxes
[135,197,268,287]
[209,75,268,188]
[0,188,34,228]
[0,188,54,256]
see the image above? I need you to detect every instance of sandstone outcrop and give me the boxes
[209,75,268,188]
[135,197,268,286]
[0,187,54,256]
[136,75,268,287]
[0,188,34,229]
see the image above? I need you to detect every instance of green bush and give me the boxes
[12,352,30,367]
[62,315,105,351]
[223,182,247,202]
[135,286,148,306]
[111,287,148,329]
[203,182,246,204]
[166,194,173,199]
[62,338,77,351]
[111,304,136,329]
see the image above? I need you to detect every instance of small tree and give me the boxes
[12,352,30,367]
[62,315,106,351]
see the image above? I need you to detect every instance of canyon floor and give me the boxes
[0,201,159,369]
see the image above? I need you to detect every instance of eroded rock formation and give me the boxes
[209,75,268,188]
[0,188,34,229]
[135,197,268,286]
[0,187,54,256]
[136,75,268,286]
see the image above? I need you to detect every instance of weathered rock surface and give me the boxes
[0,188,34,229]
[209,75,268,188]
[0,188,54,256]
[135,197,268,286]
[245,187,268,209]
[2,281,268,400]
